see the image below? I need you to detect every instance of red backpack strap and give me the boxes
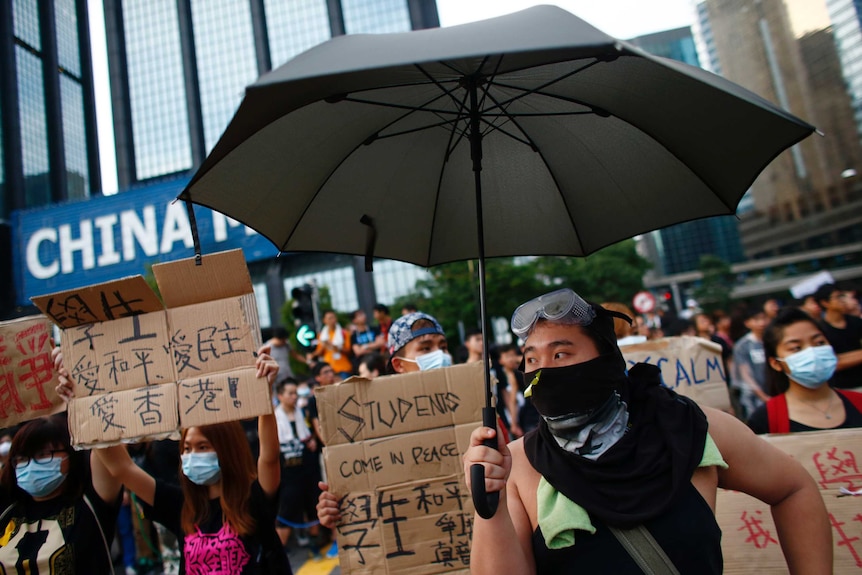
[836,390,862,414]
[766,394,790,434]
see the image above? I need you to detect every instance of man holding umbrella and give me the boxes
[463,288,830,574]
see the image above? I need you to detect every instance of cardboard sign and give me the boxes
[621,336,732,411]
[32,249,270,447]
[716,429,862,573]
[318,362,484,575]
[316,363,485,447]
[0,316,64,427]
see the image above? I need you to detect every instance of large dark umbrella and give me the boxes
[179,5,814,517]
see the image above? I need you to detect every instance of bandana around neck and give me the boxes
[524,363,708,528]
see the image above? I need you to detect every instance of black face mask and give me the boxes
[525,354,628,418]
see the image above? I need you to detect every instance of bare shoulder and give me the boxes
[702,405,754,447]
[506,437,540,524]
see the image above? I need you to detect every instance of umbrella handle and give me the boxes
[471,406,501,519]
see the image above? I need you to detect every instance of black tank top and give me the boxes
[532,481,722,574]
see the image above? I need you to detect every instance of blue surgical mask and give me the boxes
[181,452,222,486]
[778,345,837,389]
[16,458,68,498]
[401,349,453,371]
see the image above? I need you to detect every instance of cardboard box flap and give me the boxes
[31,276,164,328]
[317,362,485,446]
[621,335,730,411]
[622,335,722,355]
[716,428,862,573]
[153,249,253,308]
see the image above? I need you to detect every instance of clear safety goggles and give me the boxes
[510,288,596,337]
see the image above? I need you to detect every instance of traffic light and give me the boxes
[291,284,317,349]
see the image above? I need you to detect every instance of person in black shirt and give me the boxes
[814,283,862,390]
[57,345,291,575]
[463,288,831,574]
[0,413,122,573]
[748,307,862,434]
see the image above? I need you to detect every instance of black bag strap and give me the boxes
[82,493,113,570]
[609,524,681,575]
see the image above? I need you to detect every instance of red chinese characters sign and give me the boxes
[0,316,64,427]
[716,428,862,573]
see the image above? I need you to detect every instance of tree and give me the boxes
[390,239,650,346]
[531,239,651,303]
[692,255,733,314]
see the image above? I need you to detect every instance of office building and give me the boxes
[104,0,439,187]
[644,0,862,305]
[1,0,100,317]
[6,1,439,325]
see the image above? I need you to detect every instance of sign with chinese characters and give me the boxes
[32,249,272,447]
[621,336,732,411]
[317,362,484,575]
[716,428,862,573]
[0,316,64,427]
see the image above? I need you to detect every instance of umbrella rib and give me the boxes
[483,88,587,253]
[481,58,604,113]
[426,88,471,266]
[343,96,460,116]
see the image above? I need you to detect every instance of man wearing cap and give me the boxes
[464,288,831,574]
[315,312,453,529]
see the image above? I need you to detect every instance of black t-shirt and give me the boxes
[748,392,862,434]
[147,479,285,575]
[0,482,120,573]
[820,315,862,389]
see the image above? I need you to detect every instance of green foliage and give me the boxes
[692,254,733,314]
[391,239,650,345]
[532,239,651,303]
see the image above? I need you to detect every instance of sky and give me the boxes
[89,0,697,194]
[436,1,695,39]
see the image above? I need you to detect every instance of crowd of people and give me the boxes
[0,281,858,573]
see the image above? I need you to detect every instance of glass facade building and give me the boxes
[102,0,439,325]
[1,0,99,318]
[826,0,862,138]
[105,0,437,188]
[1,0,99,218]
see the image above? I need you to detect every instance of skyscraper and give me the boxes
[1,0,100,215]
[826,0,862,139]
[693,0,862,260]
[1,0,100,317]
[104,0,439,188]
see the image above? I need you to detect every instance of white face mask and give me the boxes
[400,349,453,371]
[777,345,838,388]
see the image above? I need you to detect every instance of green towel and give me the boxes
[538,433,727,550]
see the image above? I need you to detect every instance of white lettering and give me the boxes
[160,202,193,253]
[121,206,158,260]
[59,221,95,272]
[94,214,121,266]
[26,228,59,279]
[212,212,243,242]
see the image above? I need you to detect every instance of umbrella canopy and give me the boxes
[179,5,815,518]
[180,5,813,266]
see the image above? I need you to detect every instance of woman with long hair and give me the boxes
[57,345,291,574]
[748,307,862,434]
[0,412,122,572]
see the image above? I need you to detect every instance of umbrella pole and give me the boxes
[468,76,500,520]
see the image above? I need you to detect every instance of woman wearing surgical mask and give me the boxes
[0,414,123,573]
[748,307,862,434]
[57,345,291,575]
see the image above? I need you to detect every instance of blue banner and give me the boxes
[11,177,279,305]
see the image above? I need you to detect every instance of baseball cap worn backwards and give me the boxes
[388,312,445,356]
